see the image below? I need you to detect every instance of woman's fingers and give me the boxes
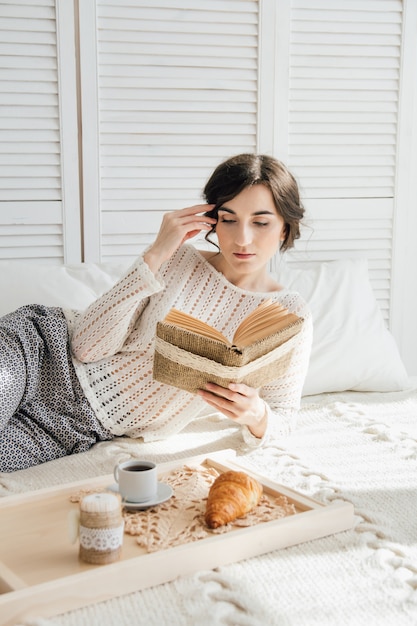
[162,204,215,234]
[198,382,264,424]
[144,204,215,272]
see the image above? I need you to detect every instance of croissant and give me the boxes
[205,470,263,529]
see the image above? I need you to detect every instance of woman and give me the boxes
[0,154,312,472]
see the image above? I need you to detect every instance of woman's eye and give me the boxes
[254,221,268,227]
[220,218,236,224]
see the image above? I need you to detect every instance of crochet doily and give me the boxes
[70,465,296,553]
[123,465,296,552]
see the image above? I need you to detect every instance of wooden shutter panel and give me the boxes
[80,0,259,262]
[284,0,403,322]
[0,0,80,263]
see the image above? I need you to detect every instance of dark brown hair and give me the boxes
[203,153,304,252]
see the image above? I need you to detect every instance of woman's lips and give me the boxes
[233,253,255,259]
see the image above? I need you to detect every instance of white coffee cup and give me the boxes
[113,460,158,503]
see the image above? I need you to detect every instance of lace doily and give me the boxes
[123,465,296,552]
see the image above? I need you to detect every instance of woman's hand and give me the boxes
[198,382,268,439]
[144,204,216,273]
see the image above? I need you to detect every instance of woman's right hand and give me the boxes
[143,204,216,273]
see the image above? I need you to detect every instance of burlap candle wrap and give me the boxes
[78,492,124,565]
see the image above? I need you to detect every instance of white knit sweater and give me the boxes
[64,245,312,444]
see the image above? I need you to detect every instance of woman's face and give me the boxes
[214,184,286,284]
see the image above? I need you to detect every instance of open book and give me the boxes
[153,300,304,394]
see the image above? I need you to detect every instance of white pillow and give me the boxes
[276,258,410,395]
[0,261,129,317]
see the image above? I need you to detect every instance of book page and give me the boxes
[233,300,285,337]
[232,300,300,347]
[163,309,230,344]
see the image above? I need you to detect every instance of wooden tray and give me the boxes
[0,449,354,625]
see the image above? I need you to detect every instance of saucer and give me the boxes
[107,481,173,510]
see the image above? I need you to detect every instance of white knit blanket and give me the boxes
[2,383,417,626]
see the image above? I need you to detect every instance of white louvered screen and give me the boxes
[81,0,259,262]
[0,0,80,263]
[284,0,403,321]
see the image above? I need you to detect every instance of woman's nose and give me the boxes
[235,223,252,246]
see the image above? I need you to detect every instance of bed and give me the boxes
[1,257,416,626]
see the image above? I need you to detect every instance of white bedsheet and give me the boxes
[2,383,417,626]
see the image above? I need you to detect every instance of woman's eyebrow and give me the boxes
[218,206,275,216]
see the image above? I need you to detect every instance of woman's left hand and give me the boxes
[197,382,268,439]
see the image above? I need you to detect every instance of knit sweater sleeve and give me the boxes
[70,256,164,363]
